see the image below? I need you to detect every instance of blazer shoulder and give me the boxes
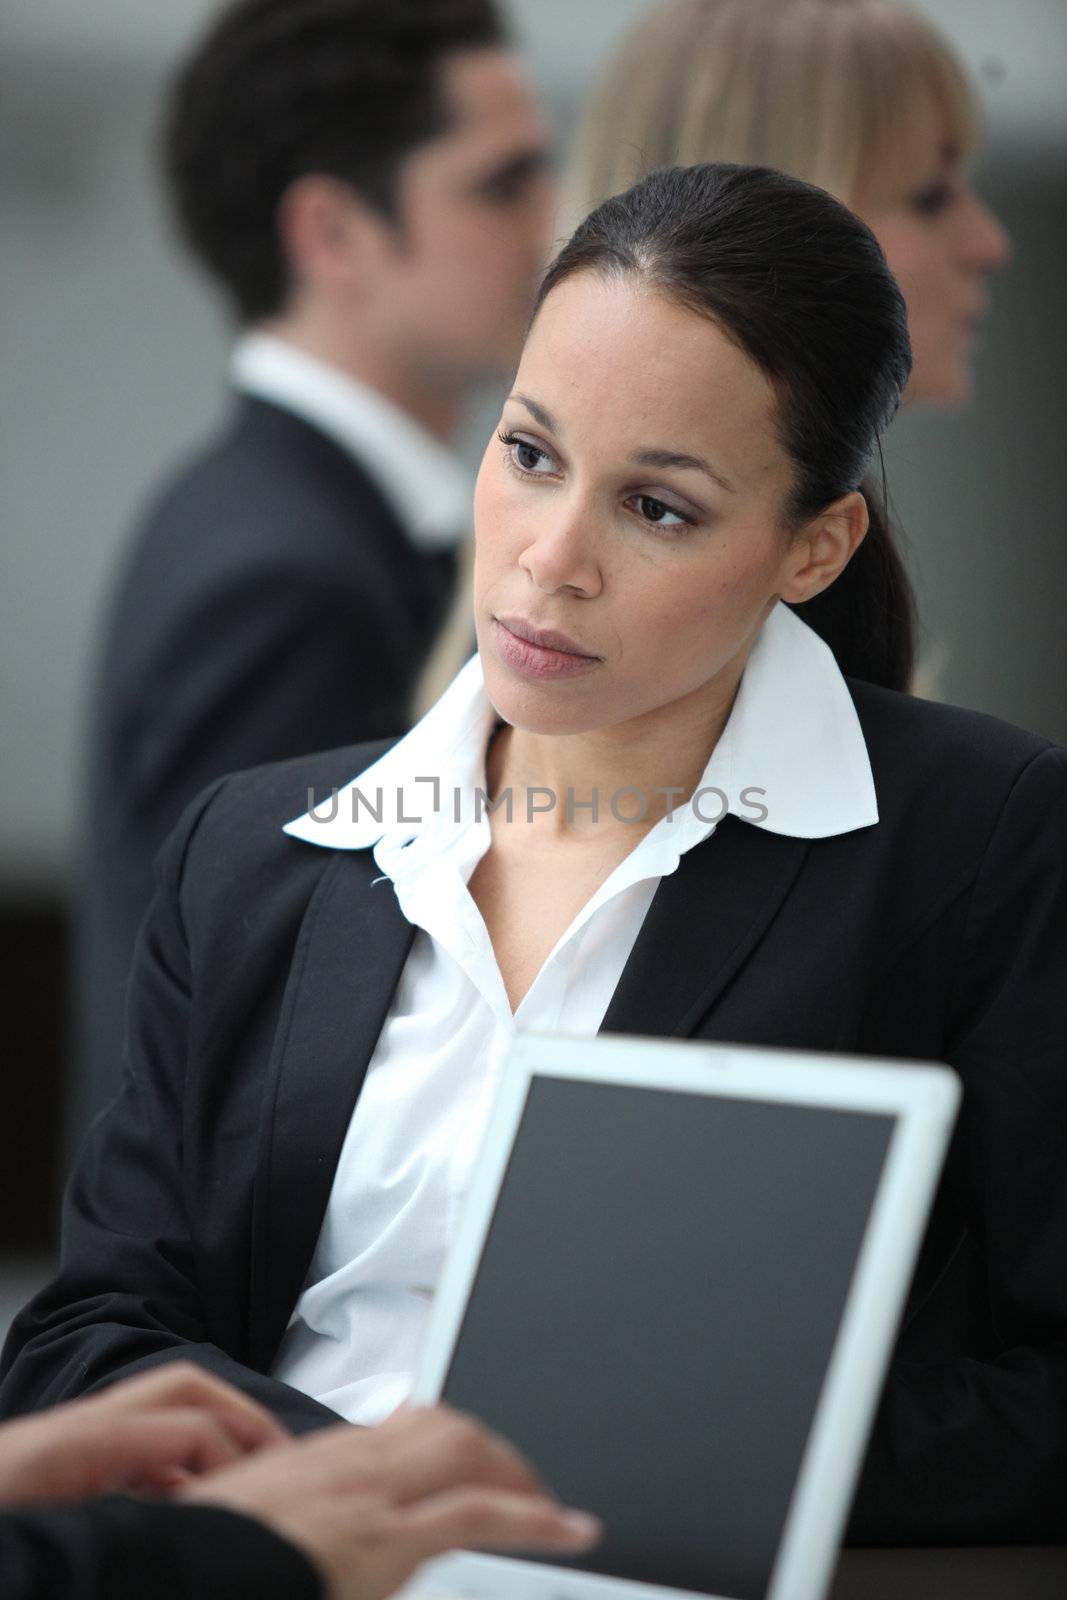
[202,737,401,846]
[847,678,1060,793]
[121,400,405,590]
[140,397,382,510]
[157,737,400,936]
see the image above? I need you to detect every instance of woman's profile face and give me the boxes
[473,272,814,739]
[860,141,1009,409]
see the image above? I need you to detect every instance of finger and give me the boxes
[370,1406,546,1506]
[106,1409,247,1491]
[94,1363,228,1412]
[401,1486,603,1562]
[25,1408,248,1501]
[135,1464,195,1496]
[97,1363,288,1454]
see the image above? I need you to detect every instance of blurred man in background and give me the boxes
[75,0,554,1136]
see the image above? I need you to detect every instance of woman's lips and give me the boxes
[492,618,602,681]
[959,299,988,337]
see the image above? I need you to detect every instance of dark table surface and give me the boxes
[829,1546,1067,1599]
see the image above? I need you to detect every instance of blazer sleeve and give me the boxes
[0,1496,321,1600]
[849,743,1067,1544]
[0,780,340,1436]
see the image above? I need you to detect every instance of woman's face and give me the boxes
[860,142,1010,409]
[473,273,828,739]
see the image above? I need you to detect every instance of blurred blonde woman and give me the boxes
[566,0,1009,415]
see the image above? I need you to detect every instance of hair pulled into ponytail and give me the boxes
[536,163,916,690]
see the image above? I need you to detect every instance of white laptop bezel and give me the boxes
[409,1033,959,1600]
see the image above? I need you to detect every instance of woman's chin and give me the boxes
[482,674,618,739]
[901,357,974,411]
[486,698,604,738]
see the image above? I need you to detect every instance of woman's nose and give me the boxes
[961,190,1011,274]
[520,508,602,596]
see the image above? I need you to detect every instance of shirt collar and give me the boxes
[717,599,879,838]
[230,331,471,552]
[283,601,878,852]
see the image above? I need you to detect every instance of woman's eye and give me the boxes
[497,430,554,475]
[630,494,692,531]
[909,181,954,218]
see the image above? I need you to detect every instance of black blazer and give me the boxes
[75,396,458,1132]
[9,680,1066,1546]
[0,1497,319,1600]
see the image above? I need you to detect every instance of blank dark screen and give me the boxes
[441,1075,894,1599]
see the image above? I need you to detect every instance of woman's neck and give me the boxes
[485,671,742,845]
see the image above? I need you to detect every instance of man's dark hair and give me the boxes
[161,0,506,322]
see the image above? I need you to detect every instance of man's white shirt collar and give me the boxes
[230,331,471,552]
[284,601,879,855]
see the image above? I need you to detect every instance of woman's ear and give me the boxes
[779,490,869,604]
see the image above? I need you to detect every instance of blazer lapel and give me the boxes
[600,815,811,1040]
[248,816,811,1363]
[249,849,415,1369]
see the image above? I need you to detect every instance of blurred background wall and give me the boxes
[1,1,1064,1270]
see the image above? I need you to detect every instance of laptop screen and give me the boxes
[439,1073,895,1600]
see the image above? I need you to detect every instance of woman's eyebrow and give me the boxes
[631,447,735,494]
[507,394,735,492]
[508,392,559,433]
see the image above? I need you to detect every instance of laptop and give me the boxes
[405,1032,959,1600]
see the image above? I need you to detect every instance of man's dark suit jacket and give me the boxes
[10,680,1066,1547]
[76,395,458,1132]
[0,1497,319,1599]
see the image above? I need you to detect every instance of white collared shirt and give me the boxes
[230,331,471,552]
[270,603,879,1422]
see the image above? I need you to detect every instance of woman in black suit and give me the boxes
[3,163,1065,1547]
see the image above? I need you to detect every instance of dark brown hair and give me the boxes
[537,162,916,690]
[161,0,505,322]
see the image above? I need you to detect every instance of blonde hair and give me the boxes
[565,0,980,229]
